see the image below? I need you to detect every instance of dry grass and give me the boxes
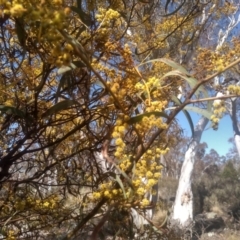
[211,204,224,216]
[152,208,168,226]
[158,177,178,200]
[200,229,240,240]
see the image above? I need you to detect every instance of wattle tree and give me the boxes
[0,1,239,239]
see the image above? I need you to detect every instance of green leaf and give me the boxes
[138,58,188,74]
[171,96,181,106]
[115,175,127,199]
[162,70,205,96]
[158,211,169,229]
[184,106,212,120]
[57,63,77,75]
[171,96,194,137]
[127,111,169,124]
[42,100,78,118]
[207,100,213,113]
[94,80,105,89]
[57,61,85,75]
[139,58,208,97]
[55,73,69,103]
[182,109,194,137]
[158,58,189,74]
[15,17,26,47]
[55,72,78,104]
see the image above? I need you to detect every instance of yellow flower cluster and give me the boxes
[135,76,158,92]
[6,230,16,240]
[146,99,168,112]
[215,58,227,72]
[141,198,150,207]
[135,77,168,113]
[228,85,240,96]
[2,0,71,67]
[10,3,26,17]
[13,194,59,211]
[135,156,162,185]
[95,8,121,41]
[119,44,134,66]
[112,119,132,171]
[211,100,226,130]
[0,1,26,17]
[91,116,168,209]
[3,0,68,28]
[96,8,120,22]
[51,43,73,67]
[91,110,167,208]
[92,181,122,201]
[20,59,43,89]
[4,99,14,107]
[91,66,135,105]
[104,41,118,52]
[195,49,230,75]
[135,115,167,137]
[127,148,166,208]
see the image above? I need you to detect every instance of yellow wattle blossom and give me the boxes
[211,99,226,130]
[137,187,145,196]
[7,230,16,240]
[133,179,141,187]
[53,0,63,5]
[93,192,102,200]
[146,171,153,178]
[141,198,150,207]
[104,190,111,197]
[228,85,240,95]
[10,4,26,17]
[4,100,14,106]
[154,172,161,178]
[115,138,124,145]
[112,189,118,195]
[43,201,50,207]
[146,179,157,188]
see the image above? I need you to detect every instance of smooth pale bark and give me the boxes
[227,99,240,160]
[171,117,208,227]
[234,135,240,159]
[171,4,240,227]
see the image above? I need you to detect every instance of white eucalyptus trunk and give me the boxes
[234,134,240,159]
[171,117,208,227]
[171,3,240,228]
[226,99,240,160]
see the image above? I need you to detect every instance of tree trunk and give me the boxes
[171,116,209,227]
[227,99,240,161]
[170,0,240,229]
[234,134,240,159]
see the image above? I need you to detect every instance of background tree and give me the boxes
[171,0,240,229]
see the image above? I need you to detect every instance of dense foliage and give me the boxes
[0,0,239,239]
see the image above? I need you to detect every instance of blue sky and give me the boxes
[178,112,233,156]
